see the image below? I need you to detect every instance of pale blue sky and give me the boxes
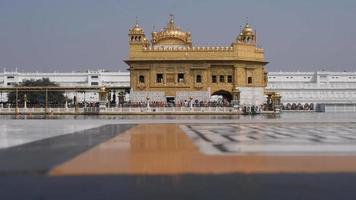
[0,0,355,72]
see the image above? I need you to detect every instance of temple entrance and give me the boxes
[211,90,233,102]
[166,96,175,106]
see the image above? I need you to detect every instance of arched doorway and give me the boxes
[310,103,314,110]
[304,103,310,110]
[212,90,233,102]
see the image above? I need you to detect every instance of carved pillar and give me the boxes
[272,92,282,111]
[232,89,240,105]
[98,87,108,111]
[233,65,239,87]
[23,94,27,110]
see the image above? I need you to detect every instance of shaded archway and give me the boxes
[297,103,303,110]
[291,103,297,110]
[212,90,233,102]
[304,103,310,110]
[310,103,314,110]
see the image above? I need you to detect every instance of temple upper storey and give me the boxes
[127,16,265,62]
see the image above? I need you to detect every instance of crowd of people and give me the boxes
[121,99,233,108]
[1,98,278,111]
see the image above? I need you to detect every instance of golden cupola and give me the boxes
[129,21,149,47]
[152,15,192,47]
[237,23,256,44]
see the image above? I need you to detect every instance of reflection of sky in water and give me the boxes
[0,112,355,149]
[0,121,108,149]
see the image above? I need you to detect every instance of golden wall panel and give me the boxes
[127,29,268,98]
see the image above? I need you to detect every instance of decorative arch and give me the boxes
[212,90,233,102]
[304,103,310,110]
[291,103,297,110]
[310,103,314,110]
[297,103,303,110]
[196,75,202,83]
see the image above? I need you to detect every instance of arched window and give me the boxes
[212,75,217,83]
[138,36,141,41]
[139,75,145,83]
[248,77,252,84]
[219,75,225,83]
[227,75,232,83]
[196,75,202,83]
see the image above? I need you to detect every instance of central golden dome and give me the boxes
[152,15,192,47]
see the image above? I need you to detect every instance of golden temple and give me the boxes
[125,15,268,105]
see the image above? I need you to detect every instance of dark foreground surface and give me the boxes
[1,173,356,200]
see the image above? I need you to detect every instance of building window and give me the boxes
[219,75,225,83]
[7,76,14,79]
[196,75,202,83]
[91,75,98,79]
[212,75,217,83]
[91,82,99,86]
[7,82,12,86]
[139,75,145,83]
[156,73,163,83]
[248,77,252,84]
[178,73,184,83]
[227,75,233,83]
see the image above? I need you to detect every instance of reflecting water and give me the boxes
[0,120,109,149]
[1,112,355,150]
[51,124,356,175]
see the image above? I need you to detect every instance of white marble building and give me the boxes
[1,69,356,106]
[267,71,356,105]
[0,69,130,102]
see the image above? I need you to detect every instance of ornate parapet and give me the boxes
[143,46,234,52]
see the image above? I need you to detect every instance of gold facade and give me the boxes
[125,16,268,103]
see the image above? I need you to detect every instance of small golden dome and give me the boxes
[132,24,142,32]
[129,22,145,35]
[242,23,255,36]
[237,22,256,44]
